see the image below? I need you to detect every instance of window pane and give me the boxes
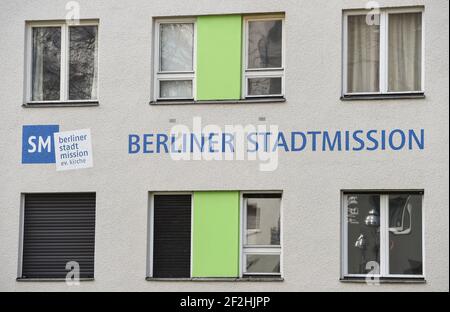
[246,197,280,245]
[388,13,422,92]
[347,15,380,93]
[160,23,194,72]
[346,194,380,274]
[32,27,61,101]
[248,20,282,68]
[248,77,282,96]
[160,80,193,98]
[69,26,98,100]
[246,254,280,274]
[389,194,423,275]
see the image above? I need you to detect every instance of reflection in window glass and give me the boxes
[32,27,61,101]
[69,26,98,100]
[248,20,282,69]
[389,194,423,275]
[346,194,380,274]
[160,80,193,98]
[160,23,194,72]
[248,77,282,96]
[246,197,281,246]
[246,255,280,274]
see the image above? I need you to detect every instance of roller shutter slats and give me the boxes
[21,193,96,279]
[153,195,191,278]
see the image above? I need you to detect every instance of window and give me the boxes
[244,16,285,98]
[152,14,285,102]
[20,193,96,279]
[27,21,99,104]
[343,8,424,96]
[149,192,282,279]
[154,20,196,100]
[342,192,424,279]
[242,193,282,276]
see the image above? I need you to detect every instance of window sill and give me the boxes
[16,278,95,282]
[341,93,425,101]
[146,277,284,282]
[340,277,426,284]
[23,101,99,108]
[149,98,286,105]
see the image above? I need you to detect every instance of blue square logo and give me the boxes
[22,125,59,164]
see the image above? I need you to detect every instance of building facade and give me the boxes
[0,0,448,291]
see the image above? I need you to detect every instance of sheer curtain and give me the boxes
[388,13,422,92]
[32,27,61,101]
[347,15,380,93]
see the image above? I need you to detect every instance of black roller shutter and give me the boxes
[153,194,191,278]
[21,193,96,279]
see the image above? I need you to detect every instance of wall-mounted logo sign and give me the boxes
[54,129,93,171]
[22,125,93,171]
[22,125,59,164]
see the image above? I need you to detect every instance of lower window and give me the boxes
[148,192,283,279]
[242,193,282,276]
[342,191,424,279]
[20,193,96,279]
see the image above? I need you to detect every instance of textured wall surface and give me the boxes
[0,0,448,291]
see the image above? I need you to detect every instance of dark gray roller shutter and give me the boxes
[153,195,191,278]
[21,193,96,279]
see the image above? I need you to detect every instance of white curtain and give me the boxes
[32,27,61,101]
[160,80,192,98]
[388,13,422,92]
[160,23,194,72]
[347,15,380,93]
[32,29,44,101]
[90,27,98,99]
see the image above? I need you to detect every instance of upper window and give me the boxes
[343,8,424,96]
[27,21,99,104]
[242,193,282,276]
[342,192,424,279]
[154,20,195,100]
[244,16,284,98]
[153,14,285,102]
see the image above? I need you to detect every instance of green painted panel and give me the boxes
[196,15,242,100]
[192,191,240,277]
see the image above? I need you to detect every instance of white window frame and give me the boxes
[243,15,285,99]
[147,192,194,278]
[153,18,197,101]
[25,20,99,104]
[342,7,425,96]
[341,191,425,279]
[240,191,283,277]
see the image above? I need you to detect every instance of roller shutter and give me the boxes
[153,194,191,278]
[21,193,96,279]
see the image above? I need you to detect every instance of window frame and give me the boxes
[240,191,283,277]
[243,15,285,99]
[25,20,100,105]
[153,18,197,101]
[342,7,425,97]
[341,191,426,280]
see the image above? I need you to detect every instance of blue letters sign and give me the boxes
[22,125,59,164]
